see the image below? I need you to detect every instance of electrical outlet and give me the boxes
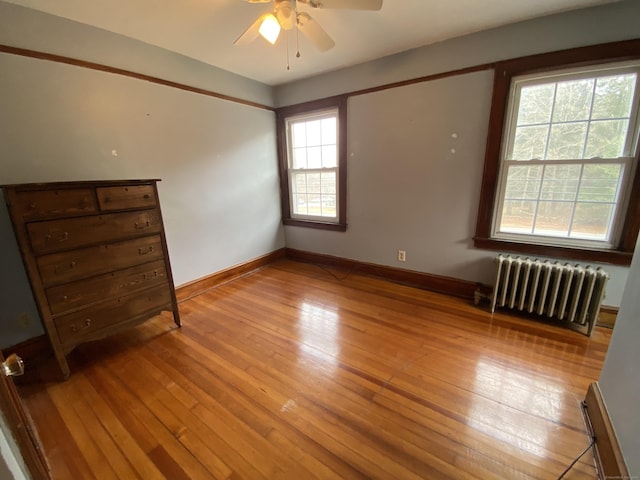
[398,250,406,262]
[18,313,31,328]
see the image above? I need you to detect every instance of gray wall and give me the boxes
[277,0,640,308]
[599,234,640,476]
[0,0,638,475]
[0,1,274,107]
[0,413,28,480]
[0,196,42,346]
[0,4,284,348]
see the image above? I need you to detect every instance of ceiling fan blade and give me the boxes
[296,12,335,52]
[297,0,382,10]
[234,14,266,46]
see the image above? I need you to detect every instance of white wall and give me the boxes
[0,4,284,348]
[599,235,640,476]
[277,0,640,307]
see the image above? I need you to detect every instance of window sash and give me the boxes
[288,167,339,221]
[492,157,633,249]
[503,64,640,162]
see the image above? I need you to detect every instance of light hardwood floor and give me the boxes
[18,259,610,479]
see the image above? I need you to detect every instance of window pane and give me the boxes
[517,84,554,125]
[293,147,307,169]
[504,165,542,199]
[307,173,321,194]
[540,164,580,200]
[547,122,587,159]
[307,146,322,168]
[321,171,336,194]
[320,196,336,217]
[291,172,307,194]
[306,120,322,146]
[499,200,536,233]
[320,168,336,218]
[322,145,337,168]
[577,164,622,202]
[533,201,573,237]
[592,74,636,119]
[585,120,628,158]
[571,203,614,241]
[292,123,306,148]
[293,194,308,215]
[307,195,322,216]
[321,117,336,144]
[552,79,593,122]
[511,125,549,160]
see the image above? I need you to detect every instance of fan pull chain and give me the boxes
[296,25,301,58]
[286,30,290,70]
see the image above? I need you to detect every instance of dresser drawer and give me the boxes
[37,235,164,287]
[54,284,172,347]
[10,188,97,220]
[46,259,168,315]
[97,185,156,211]
[28,209,162,254]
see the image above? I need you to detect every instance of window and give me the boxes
[276,96,347,231]
[475,40,640,265]
[495,62,640,247]
[287,110,338,220]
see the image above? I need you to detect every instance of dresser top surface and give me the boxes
[1,179,161,190]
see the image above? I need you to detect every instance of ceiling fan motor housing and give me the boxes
[275,0,295,30]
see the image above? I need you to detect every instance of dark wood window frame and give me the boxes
[474,39,640,266]
[276,95,348,231]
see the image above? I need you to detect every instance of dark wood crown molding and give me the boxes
[0,45,274,112]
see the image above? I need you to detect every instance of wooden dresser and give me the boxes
[2,180,180,378]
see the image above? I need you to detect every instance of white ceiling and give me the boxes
[5,0,618,86]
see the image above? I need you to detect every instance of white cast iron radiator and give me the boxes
[491,254,609,336]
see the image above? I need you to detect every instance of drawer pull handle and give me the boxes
[29,203,36,209]
[70,319,91,333]
[138,246,154,255]
[135,221,150,229]
[143,271,159,280]
[45,231,69,242]
[63,295,68,302]
[54,261,75,274]
[144,194,150,199]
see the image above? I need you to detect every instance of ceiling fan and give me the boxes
[234,0,383,52]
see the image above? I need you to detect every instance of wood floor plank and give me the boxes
[18,259,608,479]
[18,385,94,480]
[138,325,369,480]
[47,378,121,480]
[85,359,217,480]
[68,373,166,480]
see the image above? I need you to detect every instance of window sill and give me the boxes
[473,237,632,266]
[283,218,347,232]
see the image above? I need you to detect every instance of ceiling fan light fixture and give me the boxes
[258,13,281,44]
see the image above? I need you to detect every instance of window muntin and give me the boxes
[493,62,640,249]
[286,109,339,221]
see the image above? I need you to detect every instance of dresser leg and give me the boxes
[53,350,70,380]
